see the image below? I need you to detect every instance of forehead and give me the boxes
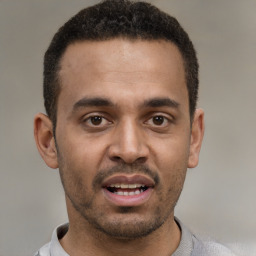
[58,39,188,111]
[60,39,185,80]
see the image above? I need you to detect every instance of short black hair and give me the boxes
[44,0,199,129]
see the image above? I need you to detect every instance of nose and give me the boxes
[108,119,149,164]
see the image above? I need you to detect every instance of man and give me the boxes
[34,0,235,255]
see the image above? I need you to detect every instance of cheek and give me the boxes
[148,134,190,194]
[57,137,97,200]
[58,128,106,168]
[149,133,191,171]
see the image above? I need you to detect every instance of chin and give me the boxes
[81,206,170,240]
[95,217,165,239]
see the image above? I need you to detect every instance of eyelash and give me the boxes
[145,115,171,127]
[81,113,173,130]
[82,115,112,127]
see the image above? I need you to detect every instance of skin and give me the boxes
[34,39,204,256]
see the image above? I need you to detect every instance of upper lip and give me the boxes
[102,174,155,188]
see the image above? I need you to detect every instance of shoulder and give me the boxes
[34,223,69,256]
[175,217,237,256]
[34,242,51,256]
[192,236,237,256]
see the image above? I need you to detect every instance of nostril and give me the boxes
[110,155,147,165]
[136,157,147,164]
[110,156,123,163]
[108,142,149,164]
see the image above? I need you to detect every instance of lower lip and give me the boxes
[102,188,153,207]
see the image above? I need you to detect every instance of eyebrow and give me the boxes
[72,96,179,113]
[72,97,115,112]
[142,97,180,109]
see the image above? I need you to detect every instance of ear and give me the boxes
[188,108,205,168]
[34,113,58,169]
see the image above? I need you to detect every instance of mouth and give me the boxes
[102,175,154,207]
[106,183,149,196]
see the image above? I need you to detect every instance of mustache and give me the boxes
[93,163,160,187]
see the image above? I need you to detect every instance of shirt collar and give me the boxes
[50,218,194,256]
[50,223,69,256]
[173,217,194,256]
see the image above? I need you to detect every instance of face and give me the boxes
[37,39,204,239]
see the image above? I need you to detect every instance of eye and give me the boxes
[152,116,165,126]
[145,115,171,128]
[83,115,112,127]
[90,116,104,126]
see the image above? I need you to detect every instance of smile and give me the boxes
[102,175,154,207]
[106,184,148,196]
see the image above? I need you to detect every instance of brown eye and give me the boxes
[152,116,164,125]
[90,116,102,125]
[144,114,171,131]
[82,114,112,130]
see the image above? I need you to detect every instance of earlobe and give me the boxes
[188,108,205,168]
[34,113,59,169]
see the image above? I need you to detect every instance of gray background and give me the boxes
[1,0,255,255]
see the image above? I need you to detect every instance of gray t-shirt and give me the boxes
[34,218,236,256]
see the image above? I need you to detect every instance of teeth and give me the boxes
[110,184,120,188]
[128,184,137,189]
[114,190,142,196]
[109,183,144,188]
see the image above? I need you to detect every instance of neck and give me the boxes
[60,211,181,256]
